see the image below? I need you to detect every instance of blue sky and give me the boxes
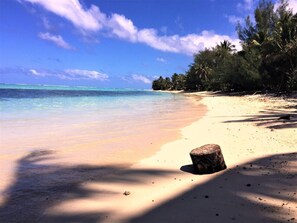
[0,0,296,88]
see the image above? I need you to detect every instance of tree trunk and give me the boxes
[190,144,227,174]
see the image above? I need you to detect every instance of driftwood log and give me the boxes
[190,144,227,174]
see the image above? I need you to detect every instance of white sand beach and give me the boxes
[1,93,296,223]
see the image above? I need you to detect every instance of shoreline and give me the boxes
[0,92,206,203]
[113,92,296,222]
[1,93,296,222]
[49,93,297,222]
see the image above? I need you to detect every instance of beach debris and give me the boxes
[123,191,131,196]
[190,144,227,174]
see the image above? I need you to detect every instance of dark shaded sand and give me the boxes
[0,150,295,223]
[131,153,297,223]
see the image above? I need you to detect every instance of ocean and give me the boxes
[0,84,202,165]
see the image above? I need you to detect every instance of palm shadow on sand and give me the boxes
[0,150,296,223]
[0,150,177,223]
[223,104,297,130]
[131,152,297,223]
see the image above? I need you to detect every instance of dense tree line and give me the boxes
[152,0,297,92]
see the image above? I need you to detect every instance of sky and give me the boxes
[0,0,296,89]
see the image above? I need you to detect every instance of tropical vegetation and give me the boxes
[152,0,297,92]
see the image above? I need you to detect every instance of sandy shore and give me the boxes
[1,93,296,222]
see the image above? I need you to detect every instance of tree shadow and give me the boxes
[208,92,297,130]
[0,149,178,223]
[223,107,297,129]
[130,153,297,223]
[197,91,297,98]
[1,150,296,223]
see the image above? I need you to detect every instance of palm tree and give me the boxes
[218,40,236,52]
[193,63,212,82]
[261,2,297,90]
[171,73,185,90]
[215,40,236,62]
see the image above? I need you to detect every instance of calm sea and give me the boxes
[0,84,202,165]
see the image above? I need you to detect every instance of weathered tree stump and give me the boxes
[190,144,227,174]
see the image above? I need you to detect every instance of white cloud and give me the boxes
[117,19,242,54]
[226,15,244,25]
[64,69,108,80]
[150,31,242,55]
[29,69,38,75]
[38,32,73,49]
[131,74,152,84]
[108,14,138,42]
[174,16,184,31]
[28,68,108,81]
[156,57,166,63]
[23,0,105,32]
[237,0,254,12]
[23,0,241,55]
[106,14,241,53]
[42,17,52,30]
[288,0,297,13]
[275,0,297,13]
[29,69,46,76]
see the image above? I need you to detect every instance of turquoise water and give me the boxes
[0,84,199,162]
[0,84,174,119]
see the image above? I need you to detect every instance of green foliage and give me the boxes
[171,73,186,90]
[152,76,172,90]
[185,65,203,91]
[217,50,262,91]
[152,0,297,92]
